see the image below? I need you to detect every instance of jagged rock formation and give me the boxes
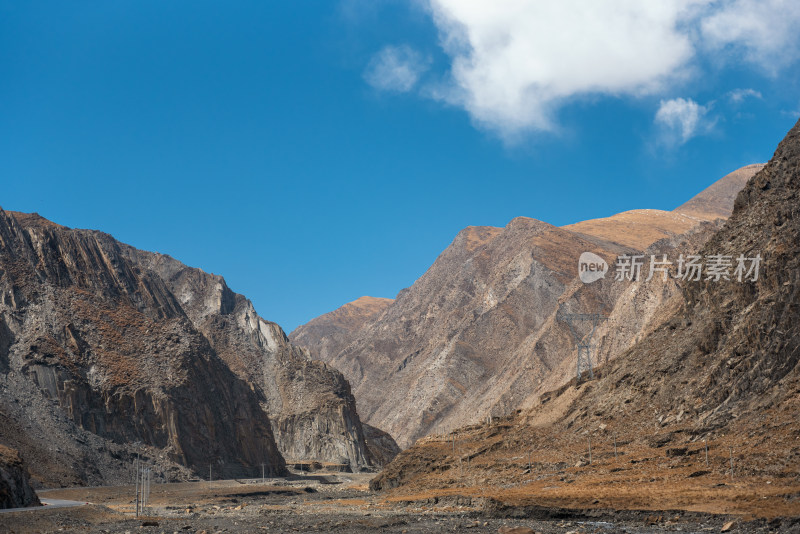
[294,166,762,449]
[290,296,393,363]
[0,445,40,509]
[290,295,402,465]
[120,250,392,469]
[370,120,800,499]
[0,209,394,484]
[0,210,287,482]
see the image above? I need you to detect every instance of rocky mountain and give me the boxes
[0,210,393,486]
[293,165,762,449]
[674,163,764,220]
[0,209,286,483]
[119,249,391,469]
[290,296,393,363]
[370,120,800,517]
[0,445,40,509]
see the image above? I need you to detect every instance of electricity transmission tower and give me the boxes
[556,307,608,381]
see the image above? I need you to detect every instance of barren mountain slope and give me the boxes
[564,166,763,249]
[121,249,393,468]
[290,296,393,363]
[0,209,287,482]
[675,163,765,220]
[295,166,760,449]
[0,209,394,486]
[369,120,800,520]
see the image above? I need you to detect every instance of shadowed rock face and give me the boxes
[293,166,761,449]
[0,208,395,480]
[370,120,800,494]
[0,445,40,509]
[0,210,287,480]
[121,250,392,468]
[361,423,402,467]
[0,210,400,483]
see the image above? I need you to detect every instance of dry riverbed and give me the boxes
[1,469,797,533]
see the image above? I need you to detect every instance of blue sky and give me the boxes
[2,1,799,332]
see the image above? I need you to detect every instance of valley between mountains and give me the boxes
[1,120,799,531]
[290,164,764,449]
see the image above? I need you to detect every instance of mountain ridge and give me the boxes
[0,208,397,486]
[368,121,800,520]
[292,164,763,449]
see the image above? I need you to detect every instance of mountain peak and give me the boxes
[563,164,763,250]
[674,163,765,220]
[348,296,395,313]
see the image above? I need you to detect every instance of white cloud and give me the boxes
[364,45,430,93]
[425,1,700,137]
[363,1,800,139]
[700,0,800,73]
[654,97,712,144]
[727,88,762,104]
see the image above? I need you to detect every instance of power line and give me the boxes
[556,308,607,381]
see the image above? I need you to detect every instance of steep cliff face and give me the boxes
[361,423,402,467]
[0,445,40,509]
[294,166,761,448]
[0,210,286,481]
[119,249,386,468]
[370,122,800,503]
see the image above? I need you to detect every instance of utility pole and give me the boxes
[133,442,141,518]
[134,457,139,518]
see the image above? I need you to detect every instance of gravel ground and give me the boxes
[1,471,798,533]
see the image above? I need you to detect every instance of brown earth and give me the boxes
[1,469,792,533]
[369,120,800,521]
[293,165,761,449]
